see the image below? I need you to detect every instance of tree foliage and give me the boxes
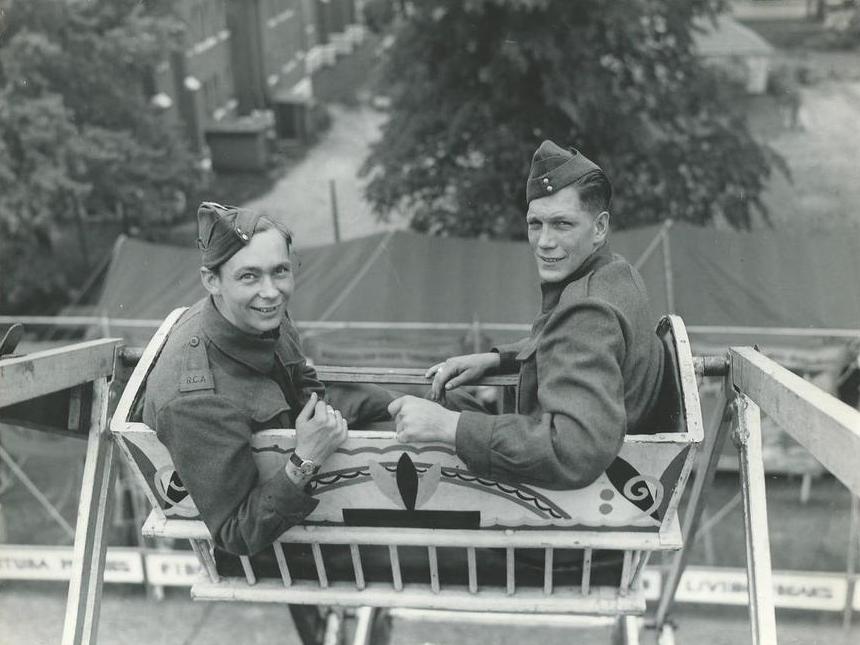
[0,0,204,312]
[362,0,784,238]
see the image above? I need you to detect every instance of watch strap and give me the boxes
[290,451,320,474]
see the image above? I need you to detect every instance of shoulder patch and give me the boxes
[179,369,214,392]
[179,332,214,392]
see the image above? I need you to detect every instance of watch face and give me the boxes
[291,452,319,476]
[300,460,317,476]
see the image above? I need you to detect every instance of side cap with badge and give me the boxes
[197,202,266,270]
[525,140,609,203]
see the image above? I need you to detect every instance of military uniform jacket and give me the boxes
[142,297,325,556]
[455,244,665,489]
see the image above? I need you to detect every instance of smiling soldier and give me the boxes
[388,140,666,490]
[143,202,393,644]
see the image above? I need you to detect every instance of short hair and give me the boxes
[572,170,612,216]
[254,216,293,249]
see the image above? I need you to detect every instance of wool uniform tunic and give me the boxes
[455,243,665,490]
[143,296,392,556]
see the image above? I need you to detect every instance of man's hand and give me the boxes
[425,352,501,401]
[293,392,348,464]
[387,395,460,445]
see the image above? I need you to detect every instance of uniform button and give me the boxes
[189,336,200,347]
[542,177,550,184]
[546,185,553,192]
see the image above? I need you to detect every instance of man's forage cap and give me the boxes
[197,202,284,269]
[526,140,605,203]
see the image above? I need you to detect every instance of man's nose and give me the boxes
[258,276,279,299]
[537,227,556,248]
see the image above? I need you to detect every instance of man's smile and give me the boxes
[251,304,281,314]
[538,255,564,263]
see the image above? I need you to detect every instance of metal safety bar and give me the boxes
[653,348,860,645]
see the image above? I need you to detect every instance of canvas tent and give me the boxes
[93,222,860,347]
[48,222,860,474]
[93,220,860,435]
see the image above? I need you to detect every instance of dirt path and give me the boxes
[243,104,405,248]
[760,80,860,229]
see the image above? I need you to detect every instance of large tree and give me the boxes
[0,0,204,312]
[362,0,783,238]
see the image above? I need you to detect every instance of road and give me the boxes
[760,80,860,230]
[243,104,404,249]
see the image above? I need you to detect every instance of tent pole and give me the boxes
[329,179,341,243]
[633,219,673,271]
[662,223,675,314]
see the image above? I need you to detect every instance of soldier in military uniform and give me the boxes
[143,202,394,644]
[389,140,666,490]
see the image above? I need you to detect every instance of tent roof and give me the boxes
[641,223,860,330]
[95,223,860,346]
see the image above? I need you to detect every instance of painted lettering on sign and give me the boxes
[676,568,847,611]
[0,546,143,583]
[144,553,204,586]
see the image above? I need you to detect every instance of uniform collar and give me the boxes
[201,296,282,373]
[540,242,612,312]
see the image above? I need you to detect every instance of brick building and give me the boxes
[150,0,365,150]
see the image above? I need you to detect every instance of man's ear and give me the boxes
[200,266,220,296]
[593,210,610,244]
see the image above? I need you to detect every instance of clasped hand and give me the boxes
[387,395,459,445]
[294,392,347,463]
[387,352,499,444]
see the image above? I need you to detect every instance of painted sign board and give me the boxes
[0,546,142,584]
[675,567,848,612]
[144,552,204,586]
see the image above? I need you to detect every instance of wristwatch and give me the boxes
[290,451,320,476]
